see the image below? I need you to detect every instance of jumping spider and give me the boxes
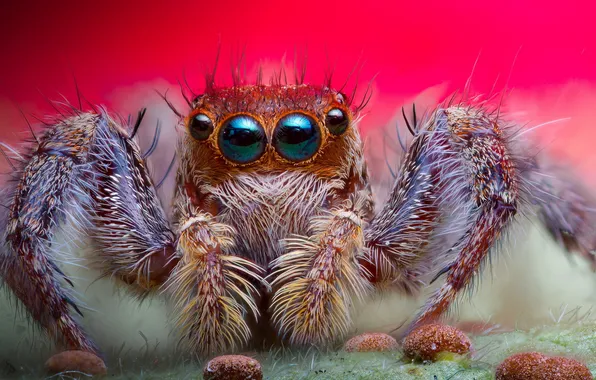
[0,75,594,362]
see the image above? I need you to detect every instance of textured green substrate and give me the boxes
[5,322,596,379]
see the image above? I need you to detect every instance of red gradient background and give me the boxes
[1,0,596,178]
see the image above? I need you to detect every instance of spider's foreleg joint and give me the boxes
[1,110,178,354]
[408,106,519,331]
[1,113,102,353]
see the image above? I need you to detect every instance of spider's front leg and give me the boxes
[165,190,265,356]
[0,111,177,354]
[366,106,519,333]
[270,185,374,346]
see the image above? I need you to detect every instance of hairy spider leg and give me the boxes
[269,168,374,346]
[164,171,266,356]
[0,111,176,353]
[408,107,519,331]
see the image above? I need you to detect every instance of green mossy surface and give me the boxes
[4,322,596,379]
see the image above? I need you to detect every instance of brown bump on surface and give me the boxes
[344,332,399,352]
[495,352,547,380]
[543,356,593,380]
[203,355,263,380]
[402,323,472,362]
[44,350,107,378]
[495,352,593,380]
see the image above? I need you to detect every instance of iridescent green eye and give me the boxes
[189,114,214,140]
[273,113,321,162]
[218,115,267,164]
[325,108,349,135]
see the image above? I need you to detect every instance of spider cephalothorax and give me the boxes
[1,80,595,363]
[177,85,373,268]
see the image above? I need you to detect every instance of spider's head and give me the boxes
[180,84,365,183]
[176,84,372,262]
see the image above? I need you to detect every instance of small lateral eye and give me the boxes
[189,114,214,140]
[325,108,349,135]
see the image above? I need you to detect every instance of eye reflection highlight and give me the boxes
[272,113,322,162]
[218,115,267,164]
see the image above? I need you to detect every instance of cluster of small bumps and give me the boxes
[495,352,592,380]
[43,326,593,378]
[344,332,399,352]
[203,355,263,380]
[402,323,472,361]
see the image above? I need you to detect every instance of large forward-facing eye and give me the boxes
[218,115,267,164]
[325,108,349,135]
[273,113,322,162]
[189,114,214,140]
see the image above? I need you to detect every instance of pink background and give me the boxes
[1,0,596,179]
